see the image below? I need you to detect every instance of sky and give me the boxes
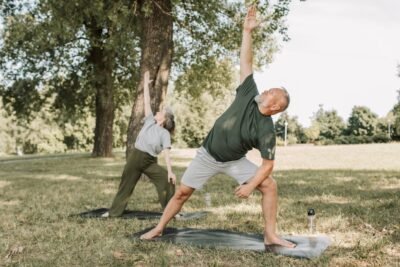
[254,0,400,127]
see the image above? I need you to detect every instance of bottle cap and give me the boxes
[307,208,315,216]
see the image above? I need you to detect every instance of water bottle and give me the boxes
[307,208,316,234]
[205,193,211,207]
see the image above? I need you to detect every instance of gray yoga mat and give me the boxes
[75,208,208,221]
[133,227,331,259]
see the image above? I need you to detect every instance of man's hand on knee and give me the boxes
[234,183,256,199]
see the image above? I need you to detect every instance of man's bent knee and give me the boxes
[257,176,277,193]
[174,184,195,202]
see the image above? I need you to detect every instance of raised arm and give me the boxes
[240,5,261,83]
[143,71,153,117]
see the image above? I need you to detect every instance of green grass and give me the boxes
[0,150,399,266]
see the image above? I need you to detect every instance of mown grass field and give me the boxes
[0,144,399,266]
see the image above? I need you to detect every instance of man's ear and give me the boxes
[271,104,281,111]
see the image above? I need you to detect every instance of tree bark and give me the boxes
[88,29,116,157]
[126,0,173,158]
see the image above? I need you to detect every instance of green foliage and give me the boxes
[275,112,306,145]
[347,106,378,136]
[0,0,139,157]
[305,104,391,145]
[0,95,99,155]
[328,134,390,145]
[173,57,235,99]
[1,78,47,119]
[391,89,400,140]
[0,0,290,112]
[0,0,139,118]
[372,133,391,143]
[172,0,290,71]
[60,109,95,151]
[113,104,131,148]
[304,124,320,143]
[171,58,235,148]
[0,98,17,155]
[311,105,345,140]
[1,0,292,155]
[8,96,67,154]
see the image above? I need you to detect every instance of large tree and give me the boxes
[125,0,292,156]
[125,0,173,157]
[0,0,292,158]
[0,0,139,157]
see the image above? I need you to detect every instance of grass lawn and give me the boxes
[0,144,399,266]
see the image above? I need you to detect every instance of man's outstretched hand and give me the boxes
[243,5,261,32]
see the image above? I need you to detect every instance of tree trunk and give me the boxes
[126,0,173,158]
[89,40,116,157]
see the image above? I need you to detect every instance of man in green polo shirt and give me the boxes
[141,5,295,249]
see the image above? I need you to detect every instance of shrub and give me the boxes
[372,133,390,143]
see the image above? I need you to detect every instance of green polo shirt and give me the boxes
[202,74,276,162]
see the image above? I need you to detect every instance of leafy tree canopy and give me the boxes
[347,106,378,136]
[311,104,345,140]
[0,0,139,120]
[171,57,235,147]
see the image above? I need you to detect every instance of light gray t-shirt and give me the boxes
[135,114,171,157]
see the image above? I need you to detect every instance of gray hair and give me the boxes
[163,108,175,134]
[280,86,290,111]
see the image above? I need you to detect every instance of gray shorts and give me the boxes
[181,147,258,190]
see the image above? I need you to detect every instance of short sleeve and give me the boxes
[236,74,258,97]
[160,130,171,150]
[258,132,276,160]
[142,114,155,126]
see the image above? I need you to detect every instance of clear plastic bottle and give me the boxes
[307,208,316,234]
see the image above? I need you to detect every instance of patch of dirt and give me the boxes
[30,174,83,181]
[0,181,11,189]
[0,200,20,207]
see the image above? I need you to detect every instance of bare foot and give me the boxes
[265,235,296,248]
[140,227,163,240]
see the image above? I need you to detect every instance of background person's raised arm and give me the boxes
[240,5,261,83]
[143,71,153,117]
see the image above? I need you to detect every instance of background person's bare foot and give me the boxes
[265,235,296,248]
[140,227,163,240]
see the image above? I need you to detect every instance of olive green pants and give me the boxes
[108,148,175,217]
